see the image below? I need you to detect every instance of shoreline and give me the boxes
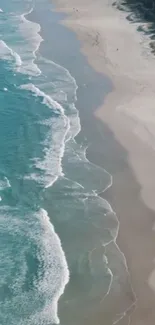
[28,3,136,324]
[51,0,155,324]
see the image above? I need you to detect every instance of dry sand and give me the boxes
[52,0,155,324]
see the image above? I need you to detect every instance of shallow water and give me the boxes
[0,1,134,324]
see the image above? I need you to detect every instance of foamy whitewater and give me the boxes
[0,1,134,325]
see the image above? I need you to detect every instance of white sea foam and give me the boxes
[0,206,69,325]
[0,177,11,190]
[34,208,69,324]
[0,7,42,76]
[65,103,81,141]
[19,83,65,115]
[16,8,42,76]
[0,8,3,12]
[37,56,80,140]
[0,40,22,67]
[20,83,70,187]
[35,115,70,188]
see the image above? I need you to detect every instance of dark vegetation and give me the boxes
[113,0,155,53]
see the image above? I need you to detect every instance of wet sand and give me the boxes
[51,0,155,324]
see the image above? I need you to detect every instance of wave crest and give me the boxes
[0,40,22,66]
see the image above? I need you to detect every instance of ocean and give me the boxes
[0,1,134,324]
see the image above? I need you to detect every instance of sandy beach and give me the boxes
[51,0,155,324]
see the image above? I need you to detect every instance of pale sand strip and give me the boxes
[52,0,155,324]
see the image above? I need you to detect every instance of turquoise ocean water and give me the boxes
[0,1,134,324]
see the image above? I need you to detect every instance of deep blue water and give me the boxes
[0,1,134,324]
